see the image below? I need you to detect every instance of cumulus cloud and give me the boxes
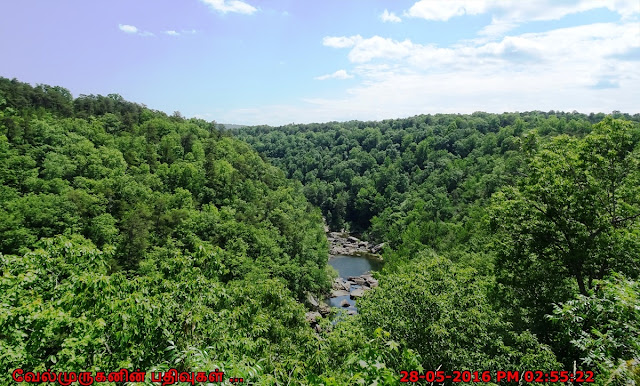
[327,21,639,68]
[228,21,639,125]
[406,0,489,21]
[407,0,639,22]
[200,0,257,15]
[380,9,402,23]
[213,3,639,126]
[323,35,362,48]
[118,24,138,34]
[165,30,180,36]
[406,0,640,37]
[315,70,354,80]
[324,35,416,63]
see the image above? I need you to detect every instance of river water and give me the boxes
[327,255,383,311]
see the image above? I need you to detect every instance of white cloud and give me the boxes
[118,24,154,37]
[323,35,362,49]
[118,24,138,34]
[407,0,489,21]
[165,30,180,36]
[381,9,402,23]
[315,70,354,80]
[407,0,639,22]
[223,21,638,125]
[324,35,416,63]
[406,0,640,37]
[349,36,416,63]
[200,0,257,15]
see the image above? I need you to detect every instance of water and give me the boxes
[327,255,383,312]
[328,255,384,278]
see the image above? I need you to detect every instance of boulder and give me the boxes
[332,279,351,291]
[372,243,385,253]
[361,275,379,288]
[305,311,321,324]
[350,288,365,299]
[331,289,349,298]
[306,292,319,308]
[348,276,367,286]
[318,304,331,316]
[340,299,350,307]
[347,236,359,242]
[347,309,357,316]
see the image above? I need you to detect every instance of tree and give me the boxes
[358,251,560,373]
[490,117,640,333]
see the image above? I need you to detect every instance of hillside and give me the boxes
[1,77,639,384]
[236,112,640,383]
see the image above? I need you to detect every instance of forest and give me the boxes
[1,76,639,385]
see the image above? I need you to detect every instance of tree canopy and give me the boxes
[2,76,639,384]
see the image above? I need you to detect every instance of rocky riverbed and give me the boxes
[305,231,384,331]
[327,232,384,257]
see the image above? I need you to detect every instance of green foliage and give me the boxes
[2,76,639,384]
[358,252,559,374]
[490,118,640,338]
[549,274,640,385]
[0,77,329,385]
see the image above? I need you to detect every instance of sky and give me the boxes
[1,0,639,125]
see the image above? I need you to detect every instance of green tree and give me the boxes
[490,117,640,333]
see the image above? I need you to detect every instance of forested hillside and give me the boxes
[1,76,639,385]
[0,77,349,384]
[237,112,640,384]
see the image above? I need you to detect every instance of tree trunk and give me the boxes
[575,268,587,296]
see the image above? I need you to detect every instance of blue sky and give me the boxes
[1,0,638,125]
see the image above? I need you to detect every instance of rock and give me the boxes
[306,292,319,308]
[319,304,331,316]
[332,279,351,291]
[347,236,359,242]
[340,299,350,307]
[361,275,378,288]
[350,288,365,299]
[348,276,367,286]
[305,311,321,324]
[347,309,357,316]
[315,324,322,333]
[372,243,385,253]
[331,289,349,298]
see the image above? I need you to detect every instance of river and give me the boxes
[327,254,383,312]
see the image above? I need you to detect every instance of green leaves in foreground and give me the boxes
[357,251,559,376]
[549,273,640,385]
